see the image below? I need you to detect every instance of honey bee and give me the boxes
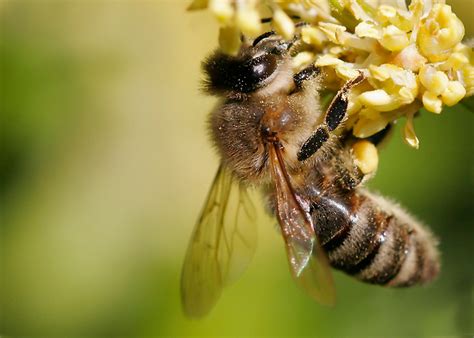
[181,30,440,318]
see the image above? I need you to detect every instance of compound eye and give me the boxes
[238,54,277,92]
[251,54,276,79]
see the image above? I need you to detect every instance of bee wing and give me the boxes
[296,238,336,306]
[180,164,257,318]
[268,143,336,306]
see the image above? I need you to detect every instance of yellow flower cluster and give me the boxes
[188,0,473,150]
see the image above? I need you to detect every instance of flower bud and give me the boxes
[352,140,379,174]
[418,4,465,62]
[422,91,442,114]
[441,81,466,106]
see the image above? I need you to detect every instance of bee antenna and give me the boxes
[260,15,301,24]
[253,20,307,50]
[295,21,309,28]
[253,30,276,47]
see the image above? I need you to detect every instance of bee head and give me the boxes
[202,32,292,97]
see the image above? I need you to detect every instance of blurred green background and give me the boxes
[0,0,472,336]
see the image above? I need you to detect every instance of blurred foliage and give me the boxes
[0,0,472,336]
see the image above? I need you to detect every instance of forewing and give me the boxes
[296,239,336,306]
[180,164,257,318]
[268,143,335,305]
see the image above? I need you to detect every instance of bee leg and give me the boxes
[297,126,329,161]
[335,157,365,191]
[366,124,393,146]
[292,65,320,92]
[325,72,365,131]
[297,72,365,162]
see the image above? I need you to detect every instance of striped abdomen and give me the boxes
[309,189,440,286]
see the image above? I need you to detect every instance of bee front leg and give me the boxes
[297,126,330,161]
[292,65,320,93]
[297,72,365,162]
[324,72,365,131]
